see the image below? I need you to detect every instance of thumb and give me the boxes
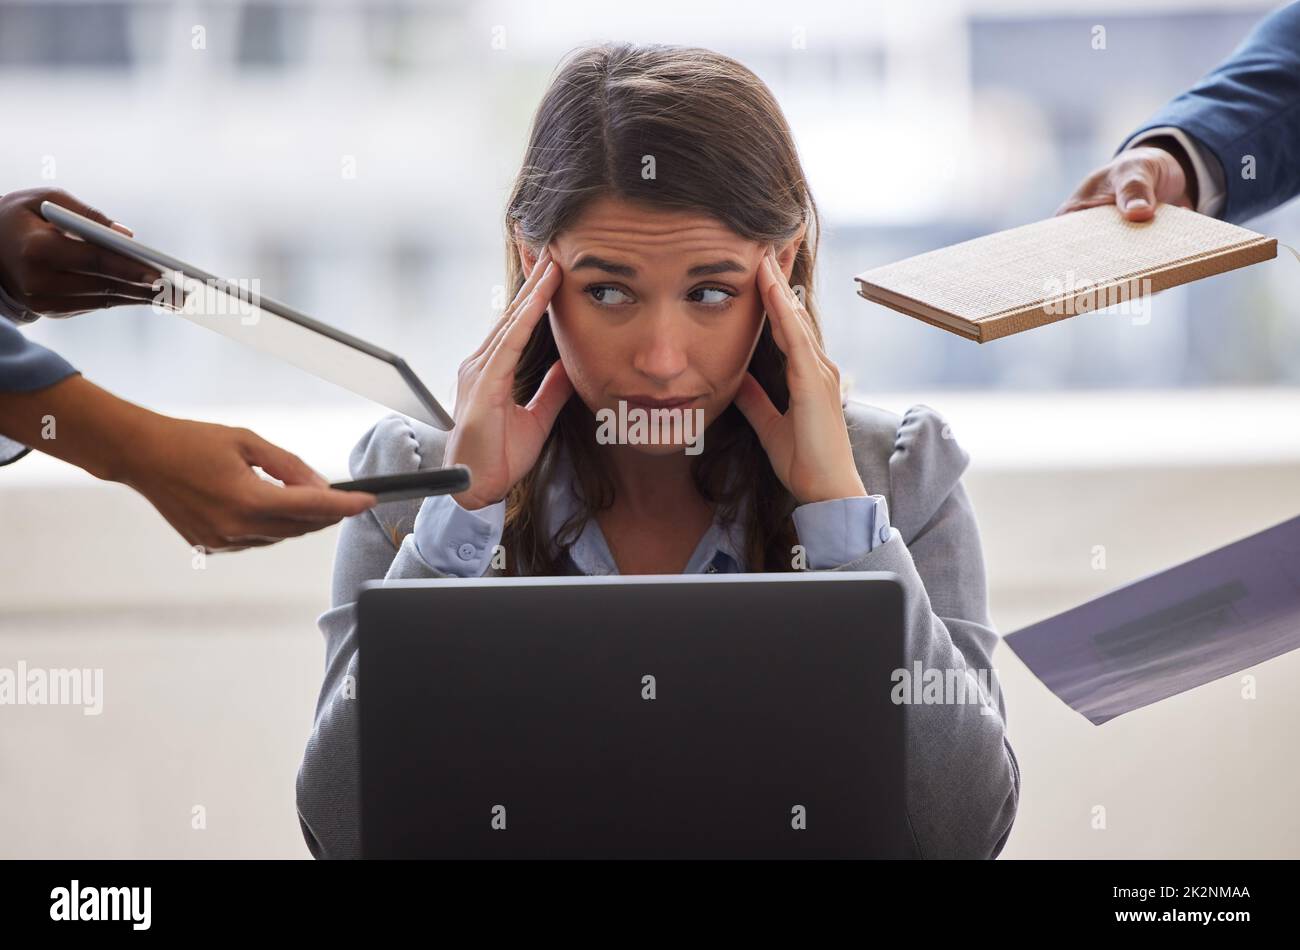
[733,372,781,446]
[525,359,574,432]
[239,431,329,488]
[1115,170,1157,221]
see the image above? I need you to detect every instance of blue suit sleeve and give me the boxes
[0,316,77,394]
[0,316,79,465]
[1122,1,1300,223]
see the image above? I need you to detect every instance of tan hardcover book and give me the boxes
[854,204,1277,342]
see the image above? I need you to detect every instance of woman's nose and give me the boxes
[631,310,690,382]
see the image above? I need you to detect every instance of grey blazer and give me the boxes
[296,400,1021,859]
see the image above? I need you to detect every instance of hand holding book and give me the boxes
[1056,143,1196,222]
[855,204,1276,342]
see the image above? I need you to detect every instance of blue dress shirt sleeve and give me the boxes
[412,492,507,577]
[791,493,894,570]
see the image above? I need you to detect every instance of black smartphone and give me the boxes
[330,465,471,502]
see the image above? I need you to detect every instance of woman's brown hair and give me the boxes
[502,42,824,575]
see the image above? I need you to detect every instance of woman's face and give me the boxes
[518,195,801,455]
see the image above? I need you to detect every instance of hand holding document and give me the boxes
[855,205,1277,342]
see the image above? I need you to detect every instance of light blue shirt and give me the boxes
[410,442,896,576]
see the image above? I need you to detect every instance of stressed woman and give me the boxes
[297,43,1019,859]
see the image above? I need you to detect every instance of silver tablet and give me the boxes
[40,201,454,430]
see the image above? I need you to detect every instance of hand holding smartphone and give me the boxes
[330,465,471,503]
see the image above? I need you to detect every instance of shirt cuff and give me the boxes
[412,493,506,576]
[0,280,42,324]
[1126,125,1227,218]
[791,493,894,570]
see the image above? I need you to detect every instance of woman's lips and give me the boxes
[620,395,699,410]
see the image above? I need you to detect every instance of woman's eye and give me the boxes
[586,285,633,306]
[584,284,735,309]
[689,286,735,308]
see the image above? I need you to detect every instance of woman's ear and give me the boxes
[774,221,807,280]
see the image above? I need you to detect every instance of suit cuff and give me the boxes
[412,493,505,576]
[792,493,894,570]
[1124,125,1227,218]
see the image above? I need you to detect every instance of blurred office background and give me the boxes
[2,0,1298,858]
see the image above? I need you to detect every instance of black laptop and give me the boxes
[358,572,913,859]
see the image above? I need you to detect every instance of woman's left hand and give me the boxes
[733,245,868,505]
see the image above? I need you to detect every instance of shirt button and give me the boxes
[879,525,891,544]
[456,542,478,561]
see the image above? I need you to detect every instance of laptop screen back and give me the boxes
[359,573,912,858]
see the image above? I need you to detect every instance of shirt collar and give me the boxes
[540,441,747,575]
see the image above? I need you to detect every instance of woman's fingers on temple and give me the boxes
[762,254,838,389]
[760,253,817,373]
[481,261,557,381]
[768,249,822,356]
[757,255,790,352]
[467,245,553,363]
[769,254,832,366]
[507,243,554,313]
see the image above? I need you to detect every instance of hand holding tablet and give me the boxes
[39,201,455,429]
[30,199,472,513]
[0,188,162,319]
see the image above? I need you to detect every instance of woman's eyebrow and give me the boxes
[572,255,636,277]
[686,259,748,277]
[570,255,748,278]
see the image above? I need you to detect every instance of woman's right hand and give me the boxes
[443,245,572,510]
